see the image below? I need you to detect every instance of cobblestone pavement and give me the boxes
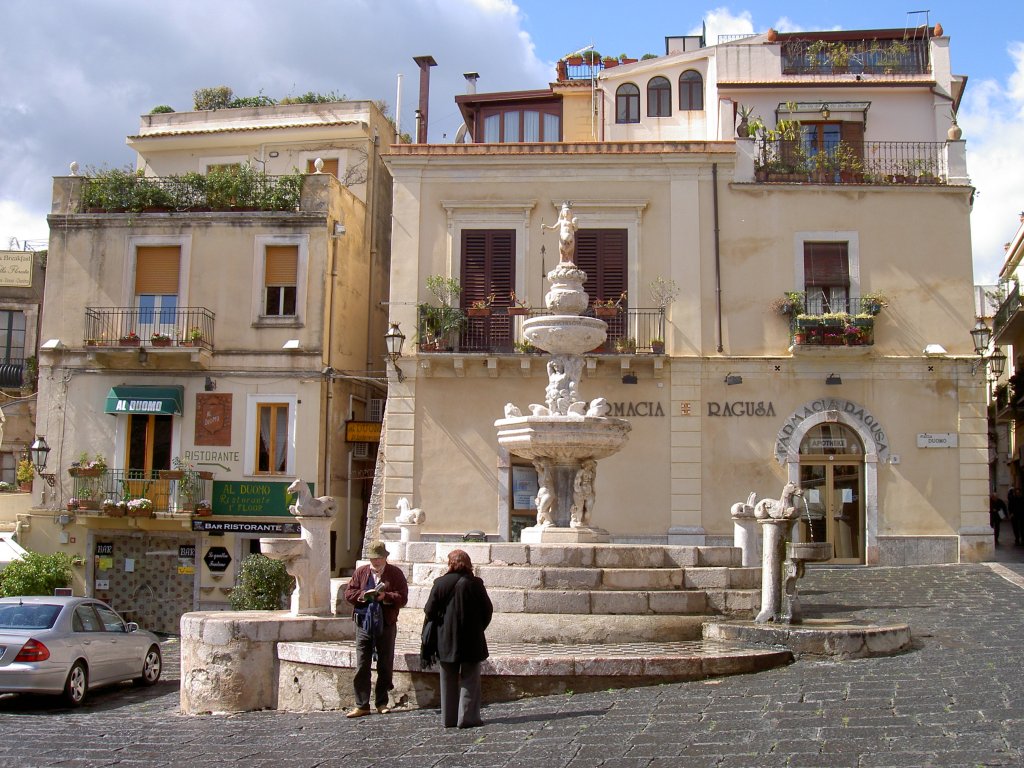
[3,550,1024,767]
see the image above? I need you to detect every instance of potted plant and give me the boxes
[66,497,80,512]
[614,337,637,354]
[119,331,140,346]
[513,339,538,354]
[181,327,204,346]
[418,275,464,351]
[860,292,888,315]
[651,337,665,355]
[151,331,173,346]
[126,497,154,518]
[194,499,213,517]
[770,291,805,316]
[16,458,34,491]
[507,291,531,316]
[602,55,618,68]
[467,294,495,317]
[101,498,126,517]
[69,452,107,477]
[594,291,627,317]
[565,54,584,66]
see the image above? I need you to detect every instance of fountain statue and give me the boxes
[495,201,632,543]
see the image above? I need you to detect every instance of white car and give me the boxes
[0,596,162,705]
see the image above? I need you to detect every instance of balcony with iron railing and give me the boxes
[69,468,213,515]
[755,139,949,185]
[992,283,1023,345]
[84,307,214,351]
[417,307,666,355]
[780,38,930,76]
[789,298,881,349]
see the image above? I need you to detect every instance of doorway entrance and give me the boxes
[798,423,864,564]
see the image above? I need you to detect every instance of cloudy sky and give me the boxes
[1,1,1022,281]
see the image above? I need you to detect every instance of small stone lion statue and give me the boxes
[395,497,424,524]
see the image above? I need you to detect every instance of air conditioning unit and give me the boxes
[353,442,370,460]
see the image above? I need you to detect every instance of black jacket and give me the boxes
[423,571,493,664]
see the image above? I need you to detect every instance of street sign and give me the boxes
[346,420,382,442]
[203,546,232,572]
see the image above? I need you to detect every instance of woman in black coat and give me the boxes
[423,548,493,728]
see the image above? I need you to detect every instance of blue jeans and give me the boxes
[353,621,397,709]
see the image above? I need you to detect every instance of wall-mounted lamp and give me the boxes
[970,319,1007,376]
[384,321,406,382]
[332,221,346,237]
[825,373,843,386]
[820,104,831,119]
[204,377,217,392]
[29,435,56,487]
[724,373,743,385]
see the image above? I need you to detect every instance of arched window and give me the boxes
[615,83,640,124]
[647,76,671,117]
[678,70,704,111]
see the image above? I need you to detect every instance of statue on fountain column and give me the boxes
[544,355,584,415]
[569,459,597,528]
[534,461,555,527]
[543,202,579,265]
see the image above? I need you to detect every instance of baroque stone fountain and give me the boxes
[494,202,632,543]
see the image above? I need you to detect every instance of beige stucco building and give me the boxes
[378,24,988,565]
[23,102,393,632]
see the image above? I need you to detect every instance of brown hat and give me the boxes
[366,541,389,559]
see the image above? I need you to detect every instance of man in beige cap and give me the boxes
[343,540,409,717]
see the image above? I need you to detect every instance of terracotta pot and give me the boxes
[595,307,619,317]
[467,308,491,317]
[651,342,665,355]
[119,338,141,346]
[69,467,102,477]
[151,338,172,347]
[507,307,529,316]
[159,470,184,480]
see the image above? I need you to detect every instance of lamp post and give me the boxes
[385,322,406,382]
[29,435,56,487]
[970,319,1007,376]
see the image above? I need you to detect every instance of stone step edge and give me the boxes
[277,639,793,678]
[376,542,744,568]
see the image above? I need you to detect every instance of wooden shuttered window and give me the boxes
[135,246,181,295]
[574,230,627,309]
[804,242,849,287]
[460,231,515,308]
[264,245,298,316]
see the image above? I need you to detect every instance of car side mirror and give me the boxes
[125,621,139,632]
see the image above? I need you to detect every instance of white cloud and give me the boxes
[0,0,547,246]
[962,42,1024,282]
[690,8,755,41]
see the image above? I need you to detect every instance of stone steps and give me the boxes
[274,637,794,712]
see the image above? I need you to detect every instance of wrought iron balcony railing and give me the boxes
[755,140,948,185]
[69,468,213,514]
[417,307,666,354]
[0,357,25,389]
[993,284,1020,340]
[84,307,215,350]
[790,298,878,347]
[780,38,929,76]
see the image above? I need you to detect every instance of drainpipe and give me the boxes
[713,163,723,353]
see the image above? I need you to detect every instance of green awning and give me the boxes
[104,385,184,416]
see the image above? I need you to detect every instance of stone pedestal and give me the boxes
[261,515,333,616]
[733,518,760,567]
[520,524,609,544]
[755,518,790,623]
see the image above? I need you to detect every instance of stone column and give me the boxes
[755,518,790,623]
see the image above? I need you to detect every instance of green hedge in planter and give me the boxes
[229,554,294,610]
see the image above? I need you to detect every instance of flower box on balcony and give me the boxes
[595,306,620,318]
[159,470,184,480]
[68,467,102,478]
[507,306,530,316]
[467,308,491,317]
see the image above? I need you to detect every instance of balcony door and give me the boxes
[798,423,865,564]
[125,414,173,508]
[135,246,180,341]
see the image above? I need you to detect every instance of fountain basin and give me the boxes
[787,542,834,562]
[523,315,607,355]
[495,415,631,461]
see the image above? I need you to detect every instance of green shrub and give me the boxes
[280,90,346,105]
[0,551,73,596]
[228,94,277,108]
[229,554,294,610]
[193,85,234,111]
[150,105,175,114]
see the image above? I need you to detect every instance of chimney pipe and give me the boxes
[413,55,437,144]
[463,72,479,94]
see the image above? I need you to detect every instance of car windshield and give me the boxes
[0,603,62,630]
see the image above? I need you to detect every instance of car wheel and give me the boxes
[62,661,88,706]
[135,645,162,686]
